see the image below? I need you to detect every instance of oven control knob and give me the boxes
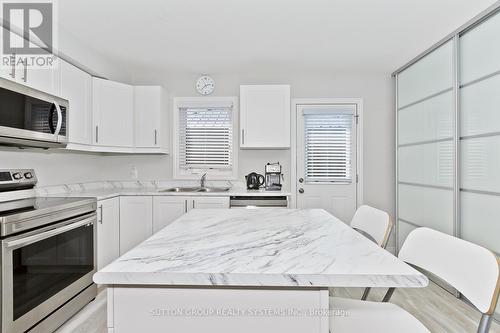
[12,172,23,180]
[24,172,33,179]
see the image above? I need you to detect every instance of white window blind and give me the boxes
[179,107,233,170]
[304,112,353,183]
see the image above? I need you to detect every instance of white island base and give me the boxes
[106,286,330,333]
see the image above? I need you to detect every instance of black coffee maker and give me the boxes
[245,172,265,190]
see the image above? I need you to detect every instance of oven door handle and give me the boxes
[4,216,95,250]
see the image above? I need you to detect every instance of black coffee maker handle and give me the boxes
[258,174,265,186]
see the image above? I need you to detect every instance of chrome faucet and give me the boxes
[200,173,207,188]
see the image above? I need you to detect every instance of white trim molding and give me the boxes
[290,98,364,210]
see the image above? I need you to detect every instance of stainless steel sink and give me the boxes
[158,187,231,193]
[158,187,200,193]
[196,187,231,193]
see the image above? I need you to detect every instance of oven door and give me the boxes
[1,213,96,333]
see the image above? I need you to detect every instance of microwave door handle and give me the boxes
[4,215,95,250]
[53,102,63,136]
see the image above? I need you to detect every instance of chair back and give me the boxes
[399,227,500,315]
[350,205,393,248]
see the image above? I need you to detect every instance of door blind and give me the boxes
[304,113,353,183]
[179,107,233,169]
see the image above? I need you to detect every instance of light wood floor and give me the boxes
[57,283,499,333]
[330,283,500,333]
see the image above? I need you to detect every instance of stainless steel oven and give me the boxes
[0,77,68,148]
[0,169,97,333]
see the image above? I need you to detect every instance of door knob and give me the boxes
[298,188,304,194]
[298,178,304,183]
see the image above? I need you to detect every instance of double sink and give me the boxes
[159,174,231,193]
[159,186,231,193]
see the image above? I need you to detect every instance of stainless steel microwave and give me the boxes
[0,77,68,148]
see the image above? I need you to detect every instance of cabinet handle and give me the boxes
[99,205,103,224]
[241,129,245,145]
[96,126,99,143]
[22,58,27,82]
[192,200,195,209]
[184,199,187,213]
[10,54,15,79]
[154,130,157,145]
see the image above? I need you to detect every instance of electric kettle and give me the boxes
[245,172,265,190]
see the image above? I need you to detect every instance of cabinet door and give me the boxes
[240,85,290,148]
[0,28,16,81]
[60,60,92,145]
[97,197,120,270]
[135,86,161,148]
[153,196,187,233]
[192,197,230,209]
[92,77,134,147]
[119,196,153,255]
[24,56,59,95]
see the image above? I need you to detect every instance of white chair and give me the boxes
[350,205,393,248]
[330,227,500,333]
[350,205,393,300]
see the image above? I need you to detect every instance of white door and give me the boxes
[92,77,134,147]
[97,197,120,269]
[60,60,92,145]
[192,196,230,209]
[119,196,153,254]
[153,196,187,233]
[134,86,161,147]
[296,103,358,223]
[25,57,59,95]
[240,85,290,148]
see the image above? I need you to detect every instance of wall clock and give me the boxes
[196,75,215,95]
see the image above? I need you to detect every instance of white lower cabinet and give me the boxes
[191,197,230,209]
[97,196,229,261]
[153,196,230,232]
[119,196,153,255]
[153,196,187,233]
[96,197,120,270]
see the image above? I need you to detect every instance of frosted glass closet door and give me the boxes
[397,41,455,248]
[460,11,500,256]
[460,13,500,318]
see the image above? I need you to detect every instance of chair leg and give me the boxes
[477,314,492,333]
[361,287,371,300]
[382,288,396,302]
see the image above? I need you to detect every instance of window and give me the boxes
[304,109,354,183]
[174,97,238,179]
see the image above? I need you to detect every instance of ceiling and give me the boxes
[59,0,497,76]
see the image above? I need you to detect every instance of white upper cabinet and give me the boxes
[60,60,92,145]
[24,57,59,95]
[134,86,162,148]
[240,85,290,149]
[92,77,134,147]
[0,27,59,95]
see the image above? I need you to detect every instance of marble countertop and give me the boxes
[93,208,428,288]
[35,181,291,200]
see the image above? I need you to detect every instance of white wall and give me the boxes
[131,70,395,247]
[0,65,395,246]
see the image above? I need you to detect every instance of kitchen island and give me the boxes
[94,209,427,333]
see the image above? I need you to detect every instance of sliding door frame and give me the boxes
[394,2,500,320]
